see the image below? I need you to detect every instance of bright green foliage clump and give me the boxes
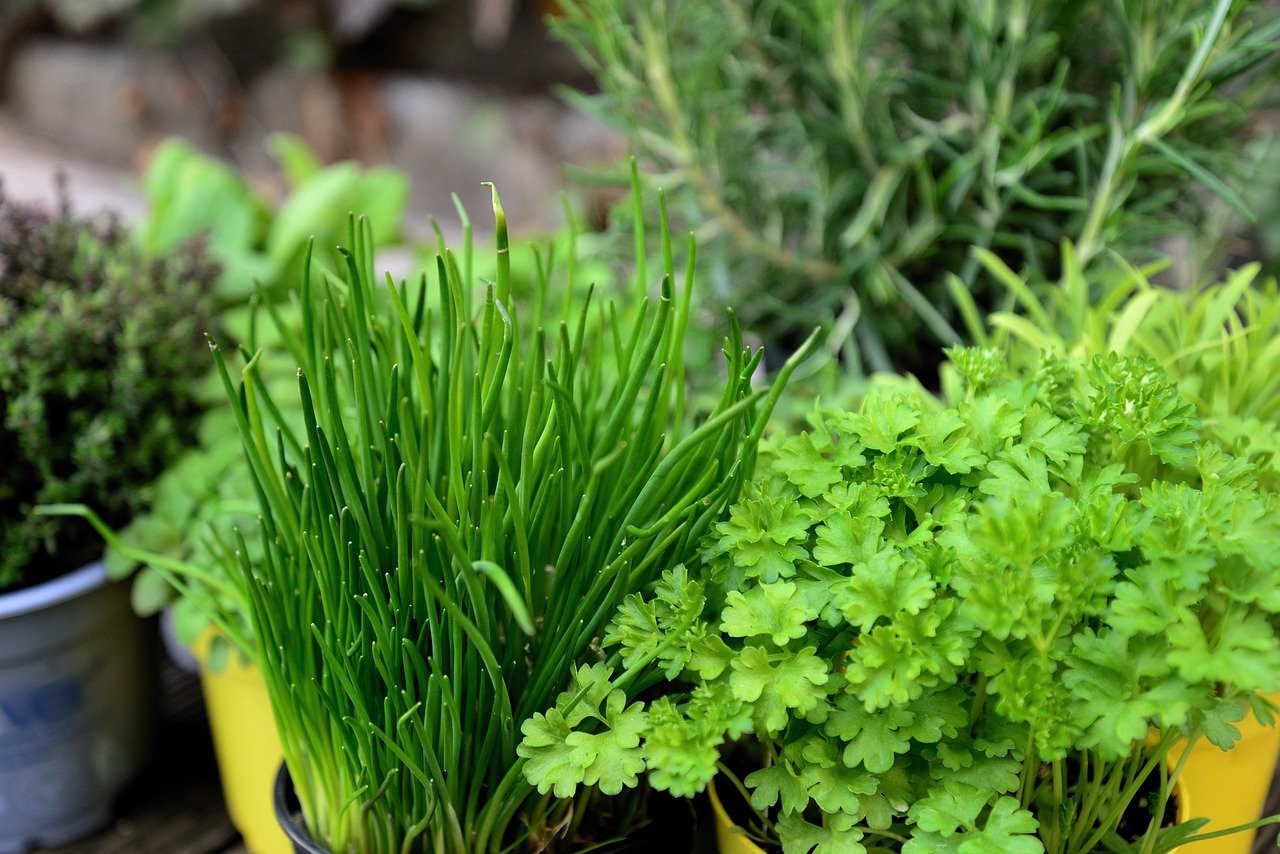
[0,193,215,590]
[210,188,815,852]
[555,0,1278,371]
[524,346,1280,852]
[962,250,1280,496]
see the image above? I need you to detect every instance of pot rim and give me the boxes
[0,561,108,621]
[273,763,330,854]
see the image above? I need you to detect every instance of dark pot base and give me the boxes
[273,765,329,854]
[272,763,698,853]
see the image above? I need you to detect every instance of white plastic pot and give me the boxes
[0,561,154,853]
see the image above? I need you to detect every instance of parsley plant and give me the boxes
[522,347,1280,853]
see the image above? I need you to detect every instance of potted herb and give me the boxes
[951,250,1280,850]
[92,202,610,854]
[200,183,817,852]
[524,345,1280,852]
[87,333,299,854]
[0,190,215,850]
[89,301,304,854]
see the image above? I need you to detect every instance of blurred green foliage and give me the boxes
[556,0,1280,374]
[137,135,409,306]
[108,303,304,657]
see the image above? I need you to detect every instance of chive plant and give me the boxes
[213,187,816,852]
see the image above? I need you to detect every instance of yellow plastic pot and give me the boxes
[1175,693,1280,853]
[708,775,1193,854]
[708,780,766,854]
[193,630,290,854]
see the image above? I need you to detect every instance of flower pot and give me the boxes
[1175,694,1280,853]
[0,561,153,853]
[194,629,290,854]
[274,761,697,853]
[708,779,766,854]
[272,764,329,854]
[707,775,1192,854]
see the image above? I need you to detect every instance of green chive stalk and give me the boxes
[213,185,817,853]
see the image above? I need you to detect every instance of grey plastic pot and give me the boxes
[0,561,154,853]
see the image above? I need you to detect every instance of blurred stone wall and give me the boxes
[0,0,624,234]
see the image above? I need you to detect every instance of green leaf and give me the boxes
[172,596,211,647]
[1167,610,1280,692]
[914,408,986,474]
[1064,630,1194,757]
[563,689,648,795]
[519,665,643,798]
[1085,354,1202,468]
[746,763,810,815]
[722,581,819,646]
[266,163,360,265]
[130,566,174,615]
[844,604,971,711]
[643,685,747,796]
[730,646,831,733]
[268,132,324,187]
[519,709,586,798]
[350,168,410,246]
[908,781,988,836]
[831,549,936,632]
[774,430,863,497]
[1193,698,1247,751]
[776,812,867,854]
[688,634,736,680]
[605,566,708,677]
[796,740,878,817]
[825,695,914,773]
[711,495,811,581]
[906,787,1044,852]
[956,396,1023,459]
[813,512,885,567]
[969,798,1042,853]
[837,391,922,454]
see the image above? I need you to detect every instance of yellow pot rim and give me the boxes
[707,773,1191,854]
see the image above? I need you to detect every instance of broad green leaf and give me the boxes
[730,646,831,732]
[721,581,819,646]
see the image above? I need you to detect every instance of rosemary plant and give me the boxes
[554,0,1279,373]
[0,189,215,589]
[212,188,816,852]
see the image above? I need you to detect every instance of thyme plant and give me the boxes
[212,189,816,852]
[0,189,215,590]
[555,0,1279,372]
